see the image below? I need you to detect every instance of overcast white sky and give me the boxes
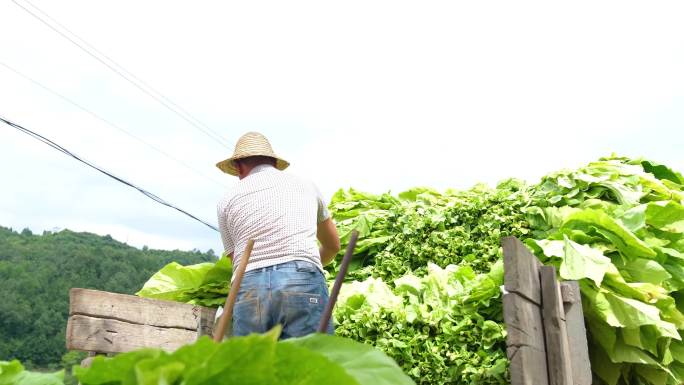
[1,1,683,254]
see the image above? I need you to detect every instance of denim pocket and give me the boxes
[281,291,323,338]
[294,261,318,273]
[232,297,262,337]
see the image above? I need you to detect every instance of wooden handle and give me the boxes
[318,230,359,333]
[213,239,255,342]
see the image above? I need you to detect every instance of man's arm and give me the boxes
[217,201,234,261]
[317,218,340,266]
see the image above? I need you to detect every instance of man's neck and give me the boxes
[247,164,275,176]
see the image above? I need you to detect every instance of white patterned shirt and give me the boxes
[217,164,330,275]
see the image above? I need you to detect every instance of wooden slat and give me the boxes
[502,236,543,305]
[561,281,592,385]
[69,288,215,330]
[540,266,573,385]
[508,346,550,385]
[66,315,197,354]
[197,305,216,338]
[501,236,549,385]
[503,293,549,385]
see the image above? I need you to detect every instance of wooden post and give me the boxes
[540,266,573,385]
[501,236,549,385]
[561,281,592,385]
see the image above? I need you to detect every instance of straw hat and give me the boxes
[216,132,289,176]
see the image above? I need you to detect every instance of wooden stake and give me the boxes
[318,230,359,333]
[213,239,254,342]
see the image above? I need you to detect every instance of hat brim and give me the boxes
[216,155,289,176]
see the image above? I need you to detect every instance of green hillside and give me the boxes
[0,226,216,368]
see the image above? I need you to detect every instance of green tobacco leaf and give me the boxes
[283,334,415,385]
[617,258,672,286]
[641,160,684,185]
[0,361,24,381]
[74,349,163,385]
[184,332,279,385]
[635,365,669,385]
[562,209,656,259]
[136,261,215,301]
[200,256,232,286]
[612,337,660,365]
[558,235,613,286]
[589,342,621,385]
[645,201,684,234]
[0,361,64,385]
[75,329,412,385]
[274,343,357,385]
[136,257,232,307]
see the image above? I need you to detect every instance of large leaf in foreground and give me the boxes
[0,361,64,385]
[74,329,414,385]
[283,334,415,385]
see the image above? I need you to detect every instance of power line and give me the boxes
[12,0,231,149]
[0,115,219,233]
[0,60,228,189]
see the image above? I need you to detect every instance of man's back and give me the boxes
[217,164,328,273]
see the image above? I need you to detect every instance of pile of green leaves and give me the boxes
[0,360,64,385]
[72,327,414,385]
[136,255,232,307]
[524,157,684,385]
[328,181,530,280]
[332,156,684,385]
[335,262,508,385]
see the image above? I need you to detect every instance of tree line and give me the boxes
[0,226,215,370]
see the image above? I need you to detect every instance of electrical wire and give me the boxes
[0,61,228,189]
[12,0,231,149]
[0,115,219,232]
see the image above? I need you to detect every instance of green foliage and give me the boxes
[331,156,684,385]
[525,157,684,385]
[0,360,64,385]
[73,328,414,385]
[0,227,215,368]
[136,255,232,307]
[327,181,530,281]
[335,262,508,385]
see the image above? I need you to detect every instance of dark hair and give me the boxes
[233,155,277,168]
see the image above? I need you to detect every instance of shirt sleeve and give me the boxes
[217,200,234,256]
[315,185,331,224]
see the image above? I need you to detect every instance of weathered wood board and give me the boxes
[69,288,215,330]
[540,266,573,385]
[501,236,549,385]
[67,315,198,353]
[561,281,592,385]
[66,288,216,354]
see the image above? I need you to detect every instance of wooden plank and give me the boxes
[508,346,550,385]
[503,292,549,385]
[540,266,573,385]
[66,315,198,354]
[69,288,215,331]
[561,281,592,385]
[197,305,216,338]
[501,236,542,305]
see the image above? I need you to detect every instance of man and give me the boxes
[216,132,341,339]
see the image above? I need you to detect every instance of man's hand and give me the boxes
[317,218,341,266]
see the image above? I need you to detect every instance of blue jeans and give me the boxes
[232,260,334,339]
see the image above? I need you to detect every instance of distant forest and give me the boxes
[0,226,216,369]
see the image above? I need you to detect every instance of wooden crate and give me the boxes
[66,288,216,355]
